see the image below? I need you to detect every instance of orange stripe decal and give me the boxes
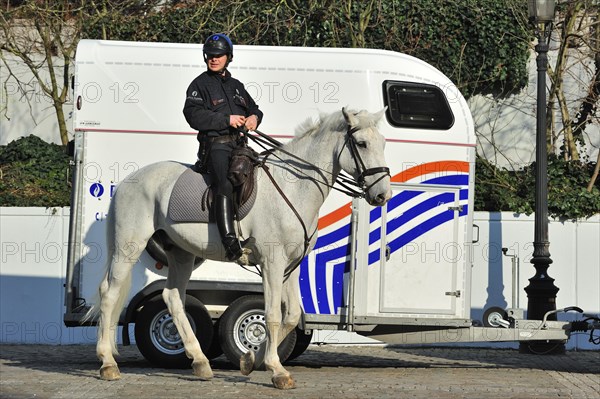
[317,161,469,230]
[391,160,469,183]
[318,203,353,230]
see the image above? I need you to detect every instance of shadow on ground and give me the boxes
[1,344,598,379]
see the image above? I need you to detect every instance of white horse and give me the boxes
[90,108,391,389]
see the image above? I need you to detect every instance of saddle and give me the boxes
[168,146,259,223]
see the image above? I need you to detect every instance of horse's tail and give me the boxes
[83,196,132,356]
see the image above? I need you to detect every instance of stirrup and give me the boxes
[222,234,243,261]
[241,236,256,248]
[236,237,256,265]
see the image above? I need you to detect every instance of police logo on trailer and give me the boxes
[90,183,104,198]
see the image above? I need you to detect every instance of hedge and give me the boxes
[1,136,598,220]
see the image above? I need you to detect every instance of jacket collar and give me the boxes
[207,68,231,81]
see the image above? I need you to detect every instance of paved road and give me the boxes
[1,344,598,398]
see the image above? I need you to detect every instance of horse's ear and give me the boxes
[373,106,387,123]
[342,107,359,127]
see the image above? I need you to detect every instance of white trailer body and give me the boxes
[65,40,571,365]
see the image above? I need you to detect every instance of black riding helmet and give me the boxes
[203,33,233,64]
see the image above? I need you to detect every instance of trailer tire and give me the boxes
[218,295,296,368]
[135,294,213,368]
[203,319,224,360]
[286,328,313,362]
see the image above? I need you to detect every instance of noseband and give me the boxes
[343,126,390,197]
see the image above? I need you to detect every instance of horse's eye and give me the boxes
[356,141,367,148]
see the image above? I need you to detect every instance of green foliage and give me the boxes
[5,1,595,218]
[81,0,531,98]
[3,136,597,220]
[0,136,72,207]
[475,155,600,220]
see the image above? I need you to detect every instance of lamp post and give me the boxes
[521,0,564,354]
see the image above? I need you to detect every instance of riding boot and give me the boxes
[215,194,243,261]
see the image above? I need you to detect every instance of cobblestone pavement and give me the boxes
[1,344,598,399]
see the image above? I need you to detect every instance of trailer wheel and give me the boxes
[135,294,213,368]
[218,295,296,368]
[482,307,509,328]
[203,319,224,360]
[286,328,313,362]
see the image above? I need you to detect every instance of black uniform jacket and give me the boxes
[183,69,262,138]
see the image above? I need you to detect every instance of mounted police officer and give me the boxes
[183,33,263,261]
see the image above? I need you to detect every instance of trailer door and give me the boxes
[350,180,466,318]
[380,183,462,314]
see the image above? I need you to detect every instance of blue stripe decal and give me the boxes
[299,258,315,314]
[315,257,330,314]
[369,205,470,264]
[422,175,469,186]
[389,209,455,253]
[387,192,456,237]
[315,244,351,313]
[301,173,470,314]
[332,261,347,312]
[312,176,468,251]
[370,206,382,223]
[313,223,351,250]
[370,224,382,243]
[386,190,424,213]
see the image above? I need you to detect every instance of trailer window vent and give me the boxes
[383,81,454,130]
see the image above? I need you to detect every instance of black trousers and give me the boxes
[207,141,236,197]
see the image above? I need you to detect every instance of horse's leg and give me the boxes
[240,265,302,380]
[278,267,303,344]
[162,248,213,380]
[96,236,146,380]
[261,264,296,389]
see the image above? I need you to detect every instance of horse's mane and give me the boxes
[293,109,379,140]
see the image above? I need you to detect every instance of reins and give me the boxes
[259,151,317,278]
[247,129,366,198]
[238,122,389,278]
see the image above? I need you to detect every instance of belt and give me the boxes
[208,135,238,144]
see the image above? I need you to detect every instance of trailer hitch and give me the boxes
[539,306,600,346]
[540,306,583,329]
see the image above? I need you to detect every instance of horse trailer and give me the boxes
[65,40,580,368]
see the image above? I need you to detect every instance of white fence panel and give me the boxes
[1,208,598,349]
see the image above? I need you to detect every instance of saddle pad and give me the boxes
[168,168,257,223]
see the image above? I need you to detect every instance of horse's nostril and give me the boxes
[370,193,387,206]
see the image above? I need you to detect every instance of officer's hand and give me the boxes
[245,115,258,131]
[229,115,246,129]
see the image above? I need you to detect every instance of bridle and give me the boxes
[342,126,391,198]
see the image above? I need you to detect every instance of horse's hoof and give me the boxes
[99,365,121,381]
[192,362,213,380]
[240,350,255,376]
[272,374,296,390]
